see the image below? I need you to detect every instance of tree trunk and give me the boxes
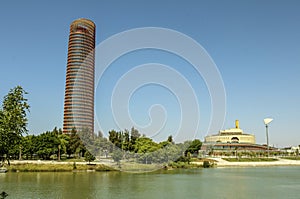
[19,145,22,160]
[58,145,61,161]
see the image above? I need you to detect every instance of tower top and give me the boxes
[235,120,239,129]
[72,18,95,25]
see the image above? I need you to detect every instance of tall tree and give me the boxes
[123,129,130,151]
[108,130,121,149]
[57,130,69,161]
[66,128,85,158]
[185,139,202,156]
[22,135,36,159]
[0,86,30,165]
[130,127,140,151]
[167,135,173,143]
[130,127,140,139]
[84,150,95,164]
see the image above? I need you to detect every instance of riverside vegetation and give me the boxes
[0,86,203,172]
[4,127,203,171]
[1,86,299,172]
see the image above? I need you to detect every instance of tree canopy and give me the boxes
[0,87,202,166]
[0,86,30,164]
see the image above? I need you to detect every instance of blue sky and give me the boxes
[0,0,299,147]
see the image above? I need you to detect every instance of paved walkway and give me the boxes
[192,157,300,167]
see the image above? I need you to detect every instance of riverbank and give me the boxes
[193,157,300,167]
[6,160,115,172]
[3,158,300,172]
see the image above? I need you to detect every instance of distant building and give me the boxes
[281,146,300,155]
[63,18,96,134]
[205,120,255,144]
[200,120,271,155]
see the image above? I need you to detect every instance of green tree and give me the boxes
[57,131,69,161]
[185,139,202,156]
[66,128,85,158]
[167,135,173,143]
[123,129,130,151]
[134,137,160,164]
[84,150,95,164]
[108,130,121,148]
[22,135,36,159]
[35,131,59,160]
[93,136,113,157]
[0,86,30,165]
[130,127,140,151]
[134,137,159,154]
[111,149,123,166]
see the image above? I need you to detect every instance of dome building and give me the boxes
[205,120,255,144]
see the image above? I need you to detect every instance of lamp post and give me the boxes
[264,118,273,157]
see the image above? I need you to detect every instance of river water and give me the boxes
[0,167,299,199]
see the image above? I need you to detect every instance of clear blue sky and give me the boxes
[0,0,299,147]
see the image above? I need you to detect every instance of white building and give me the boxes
[204,120,256,144]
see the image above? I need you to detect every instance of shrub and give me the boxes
[203,161,211,168]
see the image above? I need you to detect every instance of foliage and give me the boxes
[66,128,85,158]
[167,135,173,143]
[0,95,204,168]
[130,127,140,150]
[106,128,203,165]
[281,157,300,160]
[57,132,69,160]
[7,163,114,172]
[35,130,59,160]
[167,161,201,169]
[185,139,202,156]
[134,137,159,153]
[108,130,122,149]
[22,135,37,159]
[203,161,211,168]
[84,150,95,163]
[0,86,30,164]
[175,156,190,163]
[93,136,113,157]
[111,149,122,163]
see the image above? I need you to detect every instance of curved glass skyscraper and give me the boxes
[63,18,95,134]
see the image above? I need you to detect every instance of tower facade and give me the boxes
[63,18,95,134]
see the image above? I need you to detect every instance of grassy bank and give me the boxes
[281,157,300,160]
[112,162,163,172]
[168,162,201,169]
[7,163,115,172]
[222,158,278,162]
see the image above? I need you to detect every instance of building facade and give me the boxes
[204,120,256,144]
[63,18,95,134]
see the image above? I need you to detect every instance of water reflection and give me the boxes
[0,167,299,199]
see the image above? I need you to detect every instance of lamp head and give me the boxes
[264,118,273,125]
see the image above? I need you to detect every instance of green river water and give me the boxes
[0,166,299,199]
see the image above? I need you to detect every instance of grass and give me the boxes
[168,161,203,169]
[281,157,300,160]
[115,162,163,172]
[61,158,85,162]
[7,163,115,172]
[222,157,278,162]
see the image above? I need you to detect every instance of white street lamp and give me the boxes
[264,118,273,157]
